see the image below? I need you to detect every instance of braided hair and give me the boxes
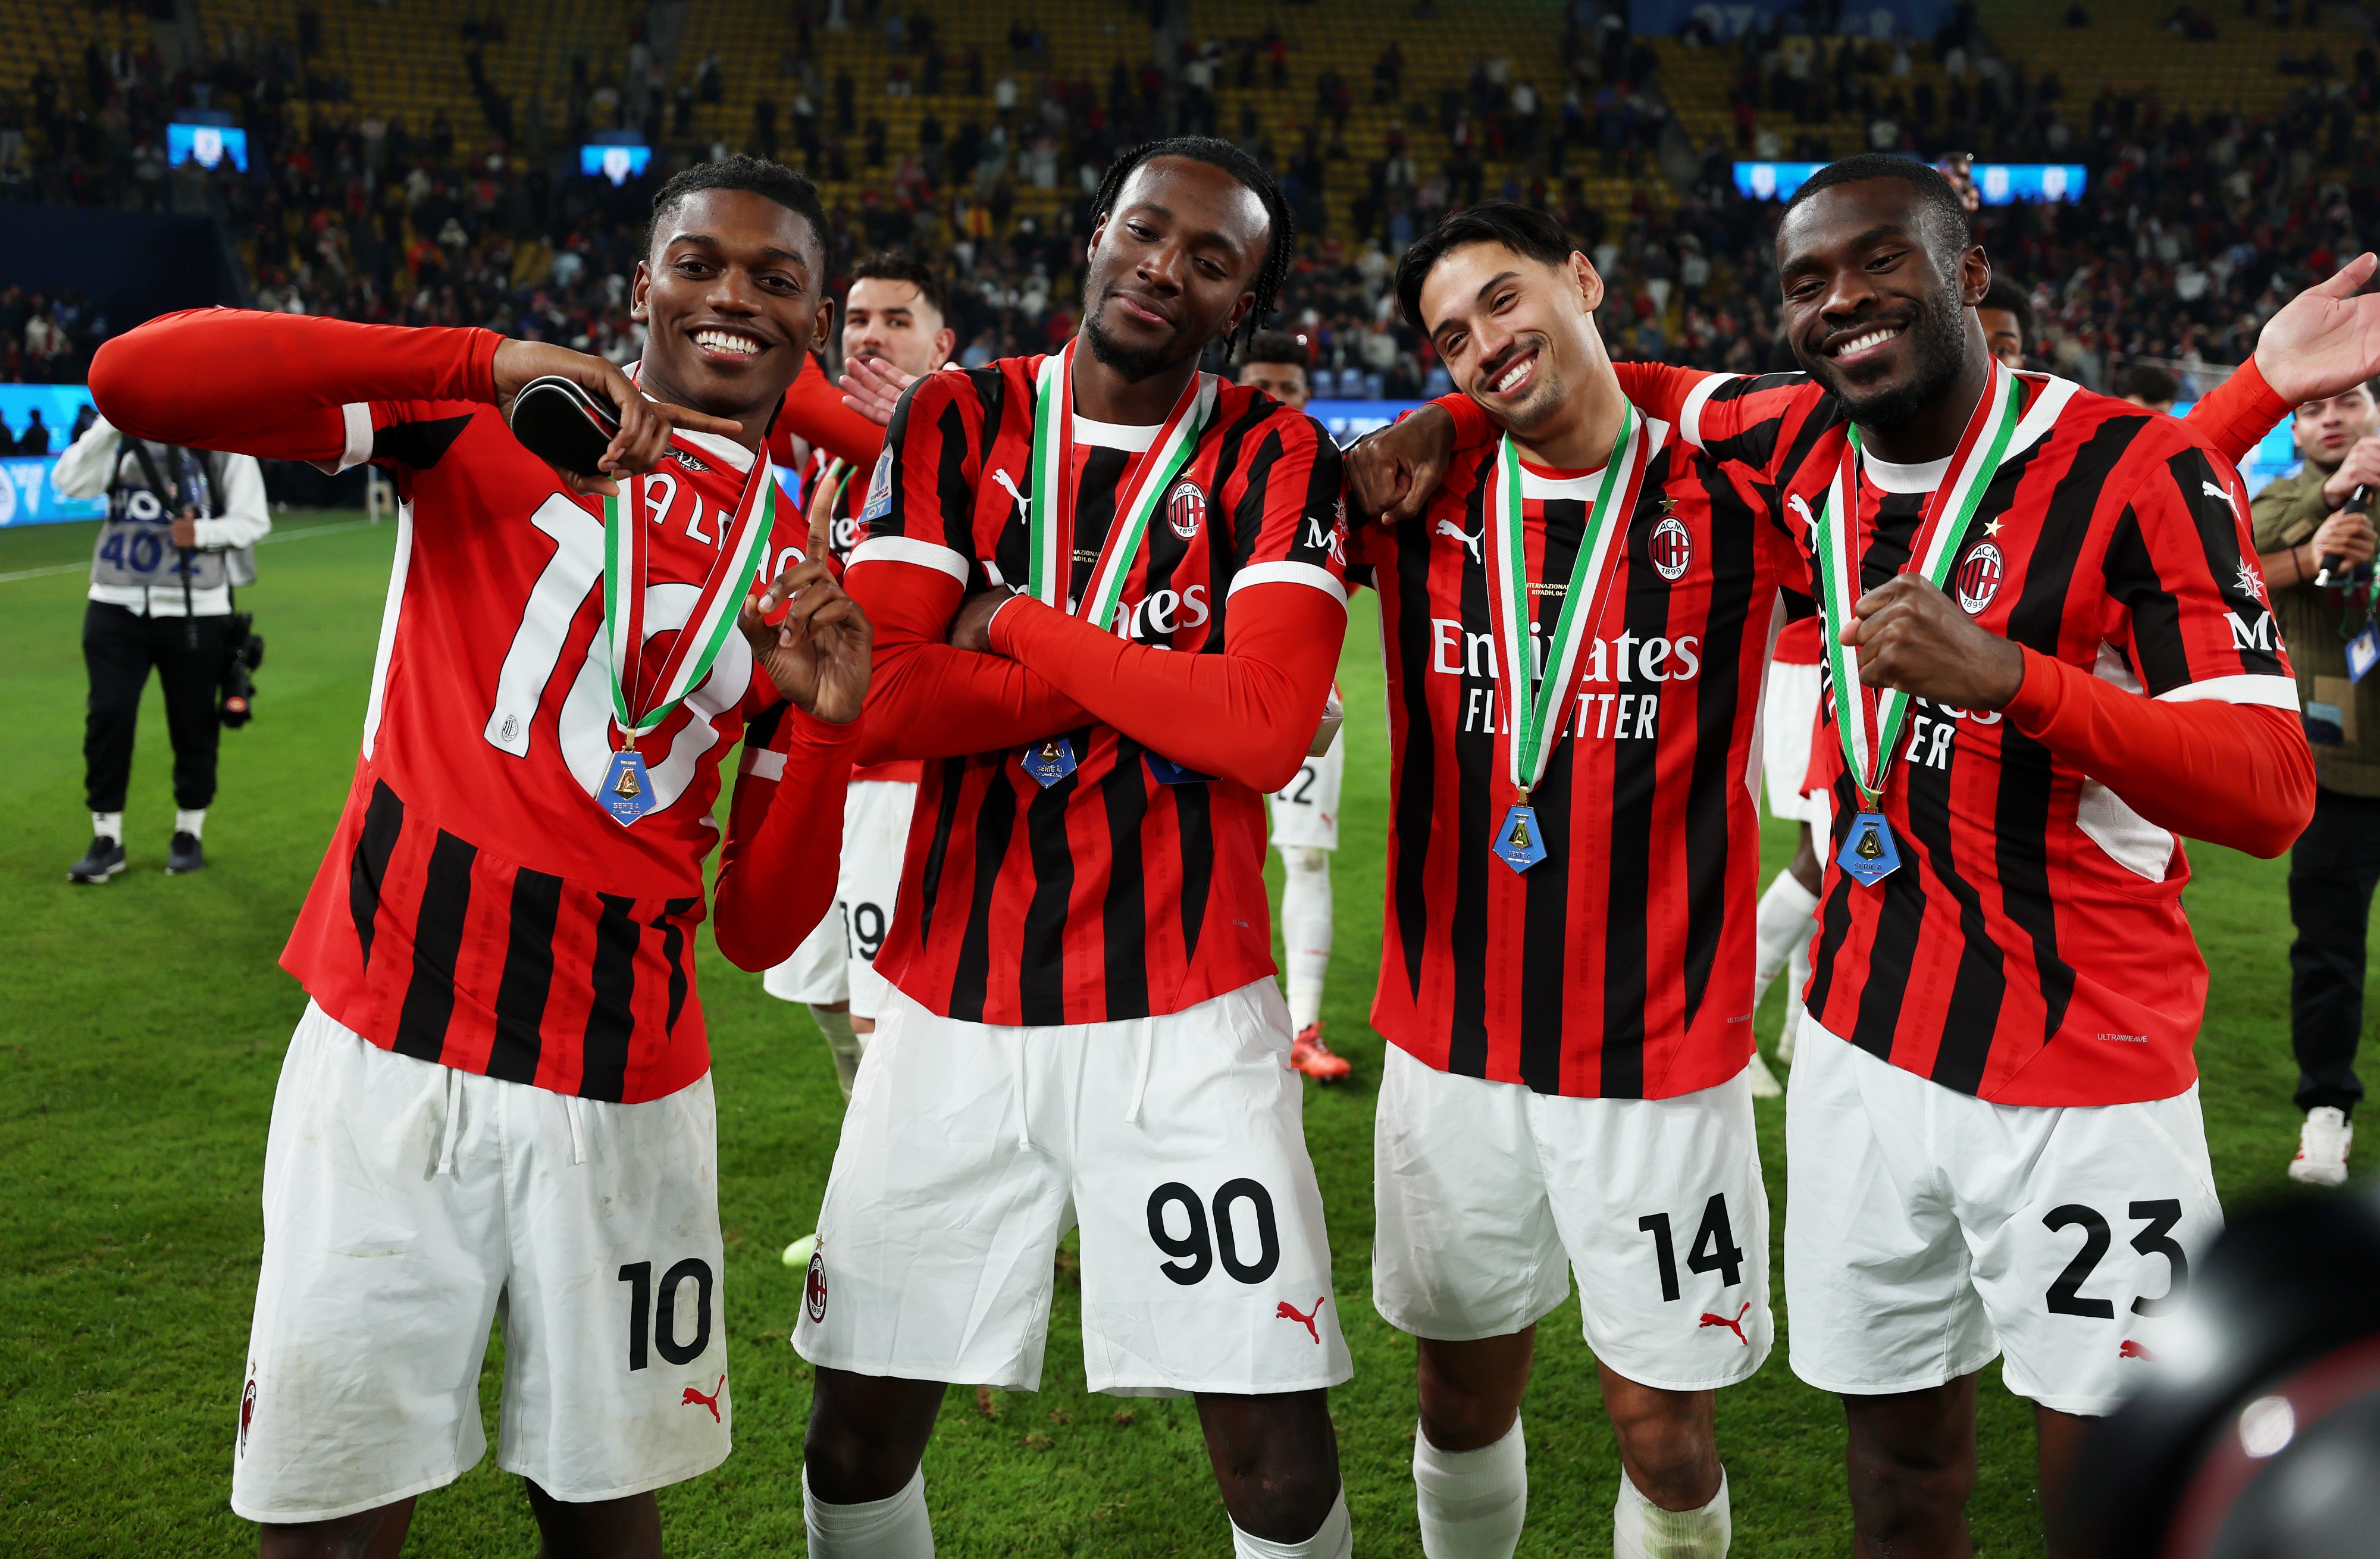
[1089,136,1295,364]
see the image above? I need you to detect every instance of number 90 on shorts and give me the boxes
[795,982,1354,1397]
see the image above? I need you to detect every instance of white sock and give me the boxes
[1414,1416,1527,1559]
[803,1466,935,1558]
[1613,1466,1730,1559]
[92,811,123,844]
[175,807,206,839]
[1778,940,1812,1063]
[1280,847,1333,1031]
[811,1006,864,1101]
[1752,872,1819,1000]
[1231,1486,1351,1559]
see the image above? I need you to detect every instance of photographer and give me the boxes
[53,413,270,881]
[2252,378,2380,1186]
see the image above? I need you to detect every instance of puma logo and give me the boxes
[1698,1301,1752,1345]
[992,468,1029,518]
[1435,518,1482,564]
[2202,479,2235,507]
[2118,1339,2157,1363]
[681,1375,726,1422]
[1786,493,1816,533]
[1276,1296,1327,1345]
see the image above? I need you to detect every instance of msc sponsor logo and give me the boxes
[2226,609,2276,652]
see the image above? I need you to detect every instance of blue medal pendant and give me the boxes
[1145,752,1216,786]
[1493,802,1548,874]
[1839,811,1901,887]
[600,749,655,826]
[2349,623,2380,683]
[1020,735,1078,788]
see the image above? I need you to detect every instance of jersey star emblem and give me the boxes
[1983,516,2005,538]
[2234,559,2266,602]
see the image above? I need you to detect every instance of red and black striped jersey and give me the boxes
[278,379,820,1103]
[93,313,853,1103]
[804,446,919,784]
[1352,413,1800,1098]
[1631,365,2297,1104]
[850,356,1348,1026]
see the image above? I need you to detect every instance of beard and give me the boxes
[1083,290,1191,381]
[1480,333,1567,434]
[1804,278,1970,433]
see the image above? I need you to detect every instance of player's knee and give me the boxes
[1605,1390,1718,1505]
[803,1371,940,1504]
[1842,1389,1979,1517]
[1216,1447,1342,1542]
[1286,847,1330,878]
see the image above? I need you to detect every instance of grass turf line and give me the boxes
[0,514,2337,1554]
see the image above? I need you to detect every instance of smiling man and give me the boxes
[1356,154,2380,1555]
[800,138,1357,1559]
[1345,203,1802,1559]
[86,155,871,1558]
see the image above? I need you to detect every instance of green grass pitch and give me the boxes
[0,512,2339,1554]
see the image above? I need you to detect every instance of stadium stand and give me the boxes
[1,0,2376,403]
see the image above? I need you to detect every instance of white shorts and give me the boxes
[762,779,916,1019]
[1372,1045,1773,1391]
[1268,740,1344,853]
[795,979,1354,1397]
[233,1004,728,1522]
[1761,659,1825,827]
[1784,1017,2222,1415]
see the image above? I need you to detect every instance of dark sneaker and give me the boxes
[166,831,206,875]
[69,835,127,884]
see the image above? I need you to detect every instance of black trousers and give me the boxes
[2287,785,2380,1116]
[82,601,229,815]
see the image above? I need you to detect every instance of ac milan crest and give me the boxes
[1166,478,1206,540]
[1649,514,1692,582]
[1955,541,2004,615]
[239,1376,257,1456]
[805,1244,829,1323]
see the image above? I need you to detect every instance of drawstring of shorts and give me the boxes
[1010,1027,1033,1151]
[565,1094,588,1166]
[435,1066,464,1177]
[1122,1021,1156,1126]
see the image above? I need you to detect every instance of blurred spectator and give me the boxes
[2116,361,2179,412]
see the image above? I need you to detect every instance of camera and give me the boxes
[219,612,265,728]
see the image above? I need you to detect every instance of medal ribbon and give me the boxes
[1814,361,2021,811]
[1028,338,1214,630]
[1483,406,1650,799]
[600,434,779,741]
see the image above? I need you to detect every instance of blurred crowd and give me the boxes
[2,0,2377,404]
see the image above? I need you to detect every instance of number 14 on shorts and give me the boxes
[1640,1194,1749,1338]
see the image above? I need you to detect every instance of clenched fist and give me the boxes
[1842,575,2027,710]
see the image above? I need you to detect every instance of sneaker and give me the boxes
[1747,1050,1783,1098]
[68,835,126,884]
[2290,1107,2353,1187]
[1289,1022,1352,1082]
[166,831,206,875]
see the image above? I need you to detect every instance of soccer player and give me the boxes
[1344,202,1798,1559]
[1239,327,1355,1081]
[1358,159,2380,1556]
[799,138,1357,1559]
[765,249,959,1100]
[87,156,872,1557]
